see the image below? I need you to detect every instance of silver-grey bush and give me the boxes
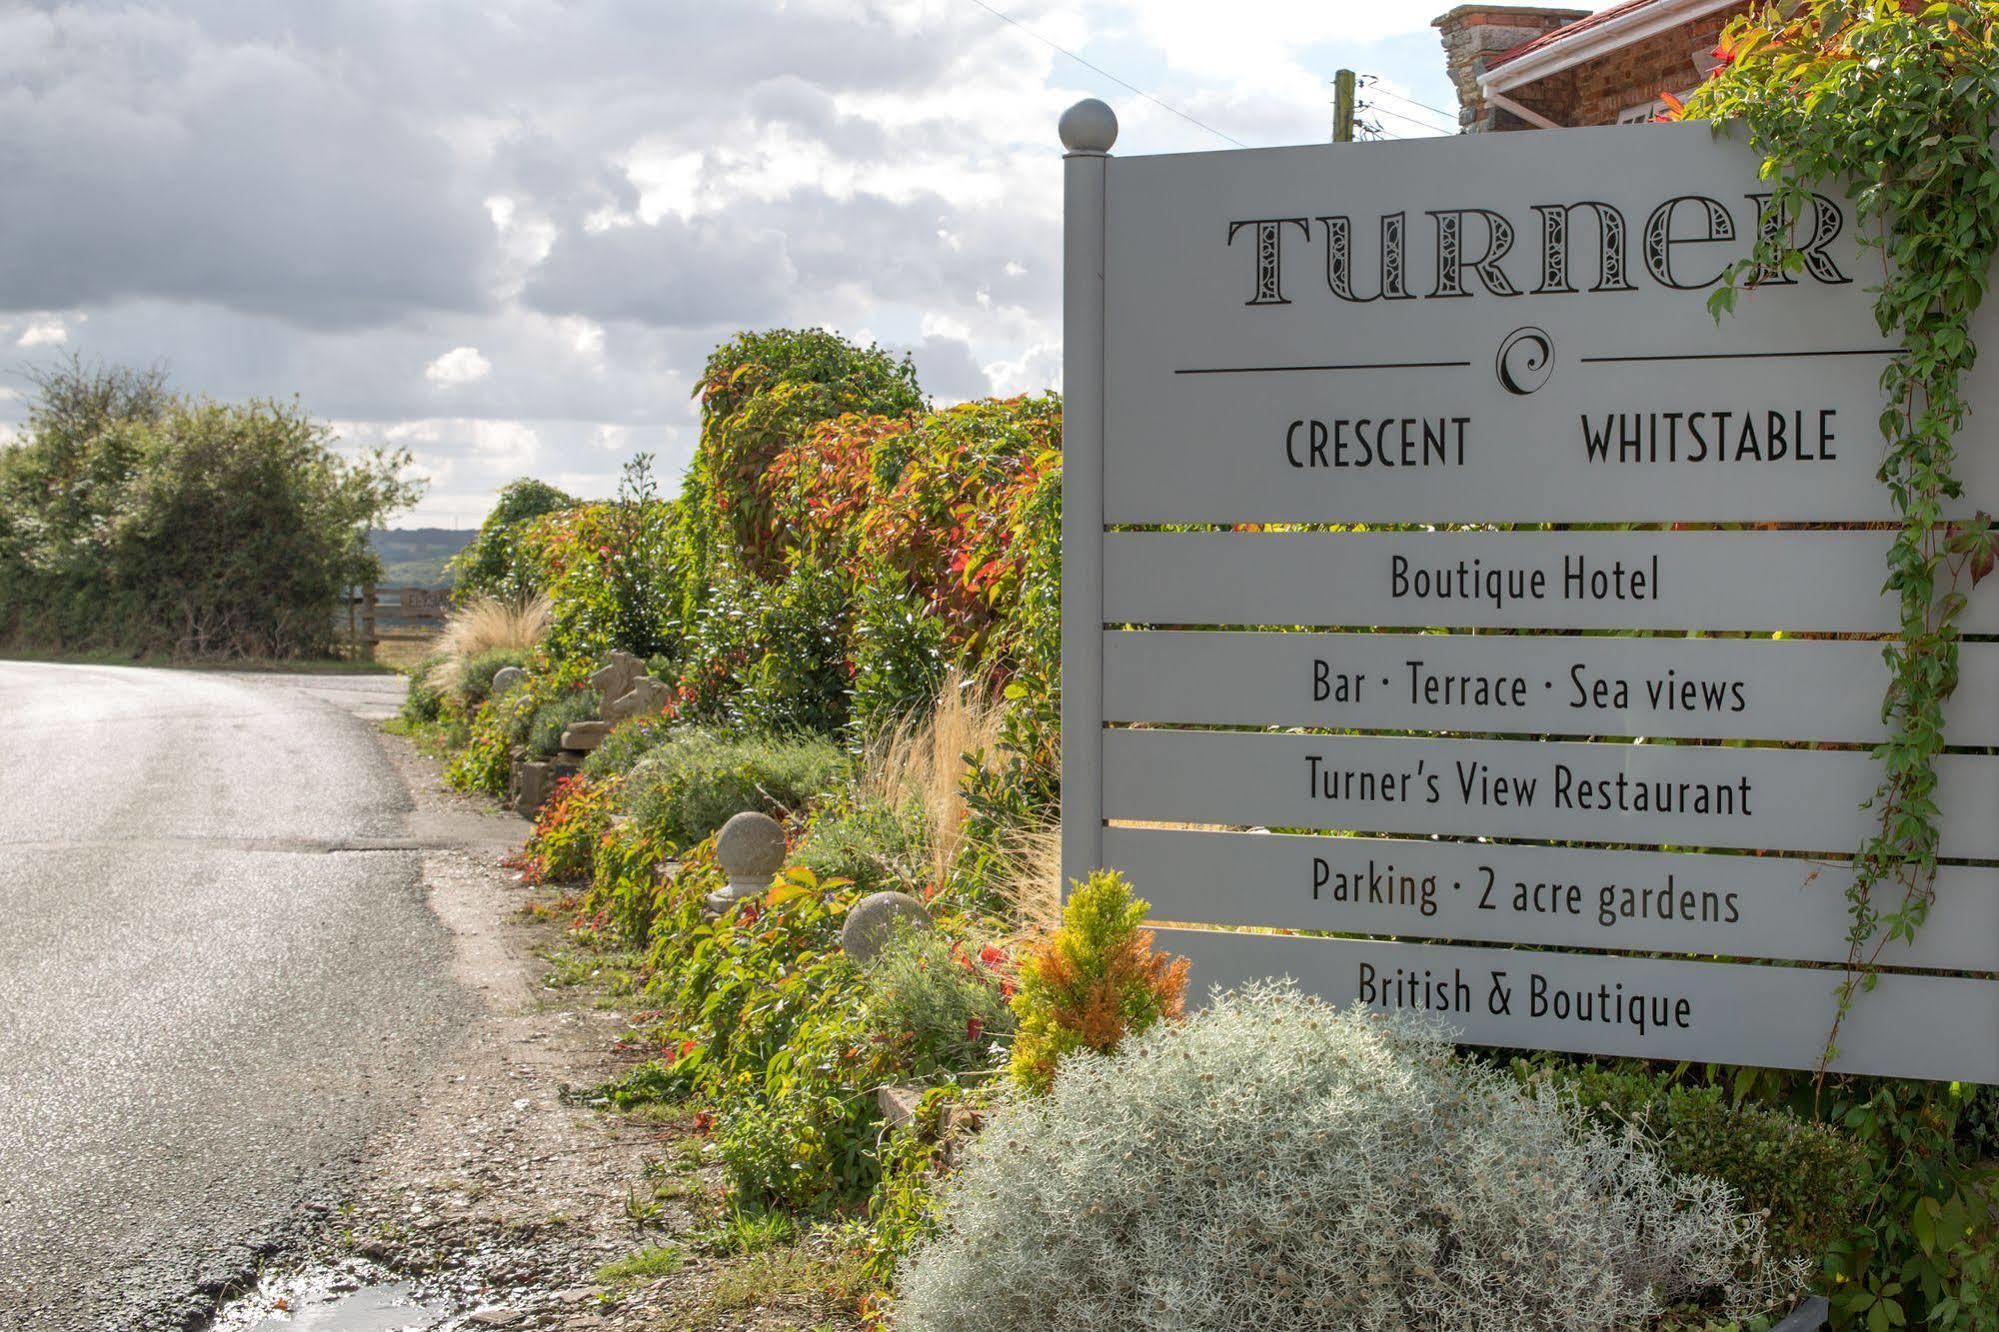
[895,984,1801,1332]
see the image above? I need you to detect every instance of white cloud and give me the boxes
[0,0,1517,527]
[16,317,68,348]
[424,346,492,387]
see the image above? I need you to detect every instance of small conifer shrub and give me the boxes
[1006,869,1188,1093]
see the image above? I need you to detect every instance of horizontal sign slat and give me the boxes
[1104,357,1999,525]
[1104,630,1999,744]
[1111,826,1999,970]
[1103,530,1999,634]
[1154,928,1999,1083]
[1102,728,1999,857]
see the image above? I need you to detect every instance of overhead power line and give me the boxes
[957,0,1248,148]
[1362,103,1454,136]
[1369,84,1461,124]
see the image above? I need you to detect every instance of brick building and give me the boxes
[1434,0,1748,131]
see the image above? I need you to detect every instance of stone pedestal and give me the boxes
[513,760,556,818]
[704,810,787,916]
[559,721,611,752]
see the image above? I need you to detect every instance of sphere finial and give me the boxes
[1059,99,1118,154]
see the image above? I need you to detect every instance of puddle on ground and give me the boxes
[241,1284,443,1331]
[207,1265,451,1332]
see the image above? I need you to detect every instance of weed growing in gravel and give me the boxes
[595,1244,685,1284]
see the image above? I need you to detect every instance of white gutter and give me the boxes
[1478,0,1736,95]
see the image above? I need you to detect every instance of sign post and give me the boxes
[1058,101,1999,1083]
[1059,99,1115,884]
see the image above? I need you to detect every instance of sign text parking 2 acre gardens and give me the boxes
[1057,103,1999,1082]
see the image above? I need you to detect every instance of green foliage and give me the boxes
[518,775,621,886]
[1008,870,1188,1094]
[457,647,529,708]
[694,328,925,577]
[1691,0,1999,1065]
[620,727,847,850]
[525,688,602,758]
[637,865,890,1211]
[400,657,448,725]
[714,995,883,1212]
[447,477,575,600]
[1531,1063,1868,1264]
[791,795,932,895]
[595,1244,684,1284]
[675,560,855,734]
[848,570,949,743]
[0,357,417,658]
[586,823,687,948]
[443,698,515,797]
[583,713,679,779]
[1687,12,1999,1326]
[864,1085,988,1287]
[1824,1079,1999,1332]
[861,926,1014,1072]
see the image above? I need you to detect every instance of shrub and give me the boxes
[620,728,847,850]
[694,329,925,578]
[864,1084,991,1285]
[790,795,931,896]
[526,689,602,758]
[714,996,882,1212]
[896,985,1803,1332]
[587,823,686,948]
[445,698,515,797]
[400,656,448,725]
[0,358,415,658]
[1007,870,1187,1094]
[1536,1063,1869,1264]
[457,647,529,707]
[447,477,576,600]
[423,593,550,705]
[861,925,1015,1071]
[583,713,678,779]
[517,775,621,886]
[848,572,949,743]
[857,394,1061,664]
[673,560,855,735]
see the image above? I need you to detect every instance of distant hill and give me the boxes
[369,528,474,589]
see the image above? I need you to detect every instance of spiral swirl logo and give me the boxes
[1496,326,1554,396]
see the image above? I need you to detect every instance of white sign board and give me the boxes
[1059,111,1999,1083]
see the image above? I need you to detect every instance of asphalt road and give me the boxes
[0,664,470,1331]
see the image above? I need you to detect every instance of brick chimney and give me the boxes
[1433,5,1589,131]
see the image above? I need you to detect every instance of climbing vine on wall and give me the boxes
[1686,0,1999,1062]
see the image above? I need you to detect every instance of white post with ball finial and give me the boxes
[1059,98,1117,897]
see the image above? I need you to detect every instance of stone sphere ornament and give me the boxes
[711,810,787,907]
[840,890,932,964]
[490,665,528,698]
[1059,98,1118,154]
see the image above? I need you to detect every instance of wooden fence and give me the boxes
[335,586,450,657]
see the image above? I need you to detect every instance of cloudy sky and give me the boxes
[0,0,1612,528]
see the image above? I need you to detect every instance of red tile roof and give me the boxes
[1487,0,1665,69]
